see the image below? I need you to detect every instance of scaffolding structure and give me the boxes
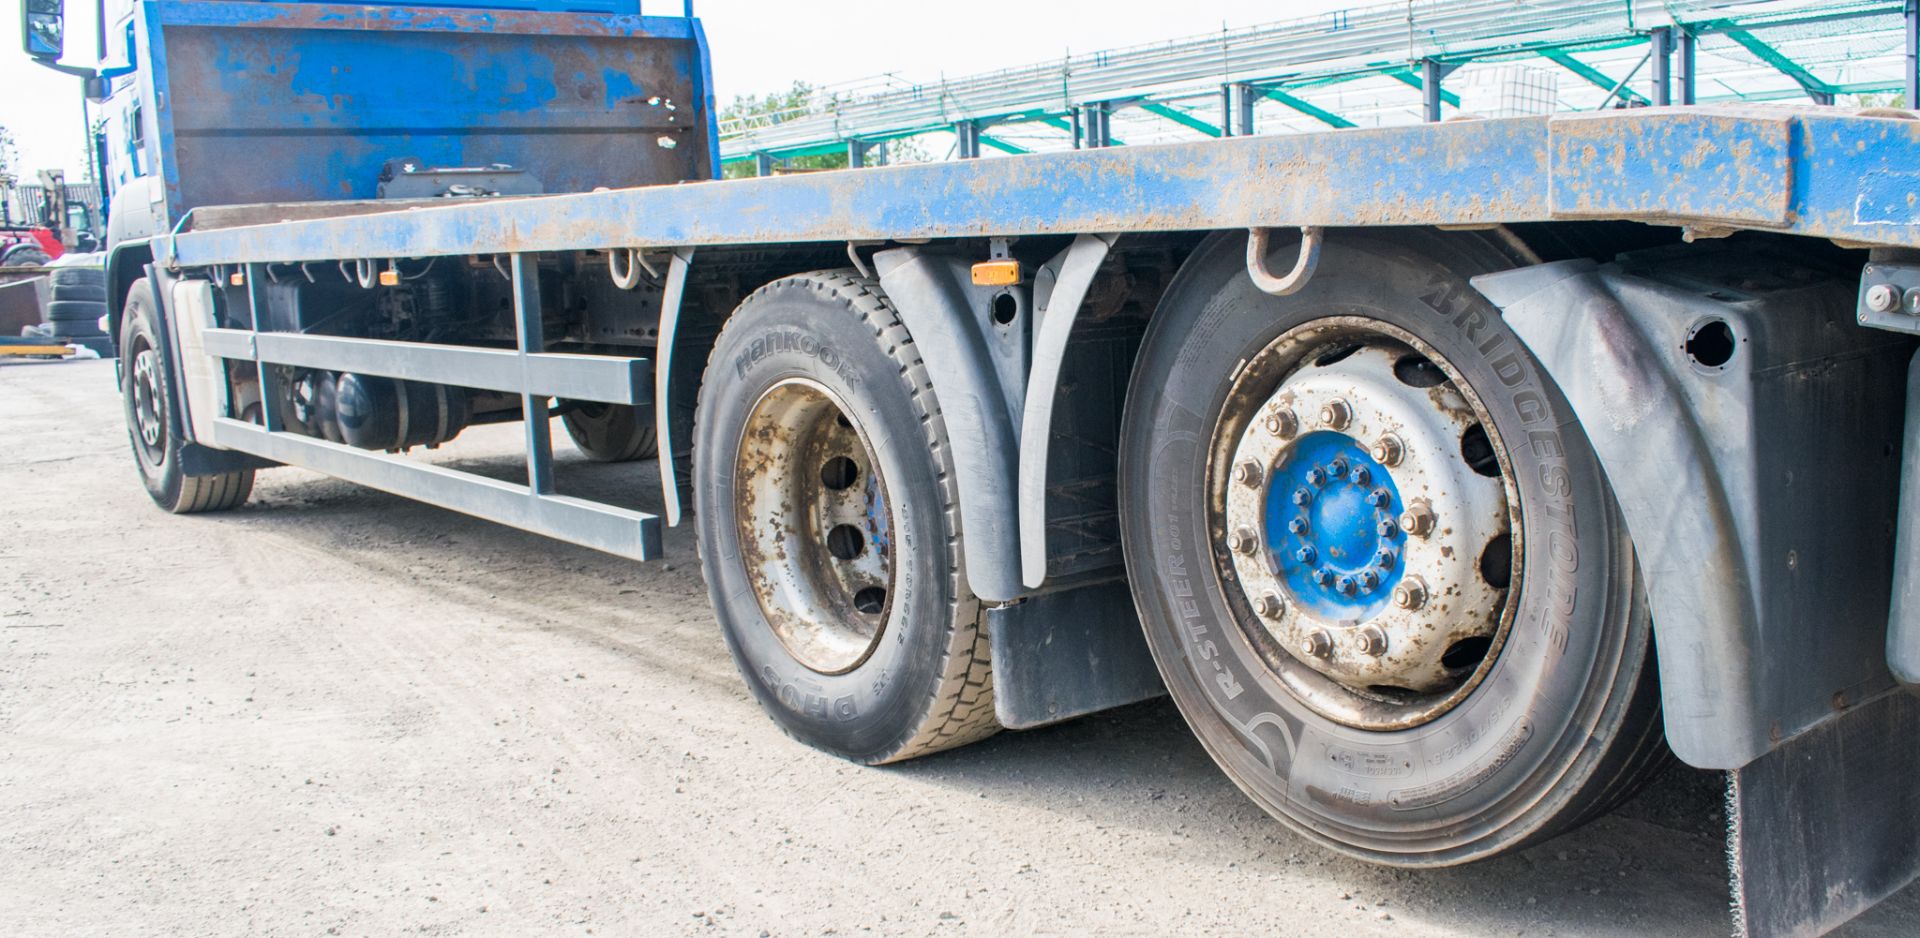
[720,0,1920,172]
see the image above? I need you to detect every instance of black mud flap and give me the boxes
[1730,690,1920,938]
[986,580,1164,730]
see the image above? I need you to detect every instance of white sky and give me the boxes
[0,0,1354,181]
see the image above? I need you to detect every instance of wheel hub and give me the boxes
[1222,343,1510,698]
[733,378,894,675]
[131,347,165,454]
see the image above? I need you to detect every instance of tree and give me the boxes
[721,81,849,179]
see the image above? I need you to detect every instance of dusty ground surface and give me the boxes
[3,357,1919,938]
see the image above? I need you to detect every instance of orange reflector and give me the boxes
[228,271,245,286]
[378,269,400,286]
[970,259,1021,286]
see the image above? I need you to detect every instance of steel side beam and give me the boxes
[209,417,662,560]
[199,330,651,405]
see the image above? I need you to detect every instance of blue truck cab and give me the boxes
[38,0,716,320]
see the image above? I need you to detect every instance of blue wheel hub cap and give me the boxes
[1266,431,1402,620]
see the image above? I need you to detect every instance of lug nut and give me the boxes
[1399,504,1436,537]
[1234,460,1264,488]
[1376,517,1397,537]
[1320,399,1351,430]
[1265,408,1299,439]
[1230,527,1260,555]
[1255,592,1285,618]
[1304,467,1327,487]
[1392,577,1427,610]
[1349,465,1372,486]
[1287,517,1310,535]
[1356,570,1380,591]
[1312,568,1334,586]
[1370,435,1404,467]
[1868,283,1900,313]
[1291,486,1314,506]
[1366,487,1391,508]
[1359,625,1389,657]
[1372,548,1397,568]
[1905,287,1920,316]
[1301,629,1334,658]
[1335,575,1356,595]
[1326,458,1349,479]
[1296,545,1319,565]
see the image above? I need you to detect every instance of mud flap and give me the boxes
[987,580,1164,729]
[1730,690,1920,938]
[1473,251,1911,770]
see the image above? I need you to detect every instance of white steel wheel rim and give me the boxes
[733,378,895,675]
[1209,319,1521,731]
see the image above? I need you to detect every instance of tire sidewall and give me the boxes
[1120,231,1644,863]
[119,279,189,509]
[694,278,963,761]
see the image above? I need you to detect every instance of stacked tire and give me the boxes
[30,259,112,355]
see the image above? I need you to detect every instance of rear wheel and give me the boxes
[560,401,657,462]
[694,271,997,764]
[120,277,254,514]
[1119,230,1665,865]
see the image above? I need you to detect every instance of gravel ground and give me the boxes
[4,357,1919,937]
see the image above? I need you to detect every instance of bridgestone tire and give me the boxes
[1118,230,1666,866]
[120,277,254,514]
[560,402,657,462]
[693,270,998,764]
[46,299,106,322]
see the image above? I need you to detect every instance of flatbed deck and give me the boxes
[161,107,1920,268]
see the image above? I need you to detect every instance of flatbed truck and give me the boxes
[22,2,1920,934]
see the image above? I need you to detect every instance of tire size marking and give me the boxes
[1389,717,1533,810]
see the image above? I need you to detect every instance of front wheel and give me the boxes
[1119,230,1665,865]
[120,277,254,514]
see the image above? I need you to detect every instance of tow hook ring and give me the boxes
[1247,226,1323,297]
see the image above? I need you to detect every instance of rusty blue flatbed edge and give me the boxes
[166,106,1920,266]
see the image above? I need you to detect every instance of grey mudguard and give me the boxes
[1474,250,1910,770]
[875,246,1025,603]
[1886,347,1920,685]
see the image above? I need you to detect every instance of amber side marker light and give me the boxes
[970,259,1021,286]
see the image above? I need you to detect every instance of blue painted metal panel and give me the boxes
[167,108,1920,266]
[132,1,712,224]
[172,117,1553,261]
[1548,109,1794,226]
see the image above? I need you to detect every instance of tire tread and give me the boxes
[701,269,999,764]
